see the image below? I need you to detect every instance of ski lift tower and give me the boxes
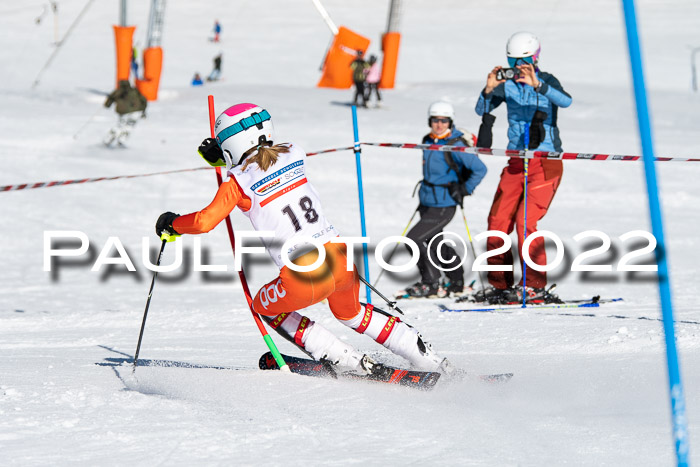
[380,0,402,89]
[113,0,135,88]
[145,0,166,49]
[136,0,166,100]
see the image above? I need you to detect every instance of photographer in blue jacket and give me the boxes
[474,31,572,304]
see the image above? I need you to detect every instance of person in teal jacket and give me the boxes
[397,101,487,299]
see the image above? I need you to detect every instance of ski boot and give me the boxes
[509,285,561,304]
[343,304,451,373]
[116,128,129,147]
[358,354,392,378]
[103,128,118,147]
[443,278,468,298]
[514,285,546,303]
[395,281,442,299]
[468,286,514,304]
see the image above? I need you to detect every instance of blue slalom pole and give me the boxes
[622,1,689,464]
[351,105,372,303]
[522,124,530,309]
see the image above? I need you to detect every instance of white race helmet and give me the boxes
[214,103,275,163]
[428,101,454,128]
[428,101,455,119]
[506,31,541,62]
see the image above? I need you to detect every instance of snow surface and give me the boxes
[2,0,700,465]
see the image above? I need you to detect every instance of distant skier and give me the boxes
[350,50,369,108]
[130,45,139,80]
[211,20,221,42]
[474,31,572,304]
[191,72,203,86]
[103,80,147,146]
[155,102,454,375]
[207,53,222,81]
[364,54,381,106]
[395,101,486,299]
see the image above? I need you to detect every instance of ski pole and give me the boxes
[358,274,404,315]
[458,205,487,295]
[73,106,102,139]
[133,233,175,371]
[207,95,289,372]
[372,206,419,287]
[522,125,530,309]
[351,105,372,303]
[32,0,96,88]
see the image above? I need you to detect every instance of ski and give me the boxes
[258,352,440,390]
[393,292,443,300]
[438,298,623,313]
[455,283,622,306]
[259,352,513,387]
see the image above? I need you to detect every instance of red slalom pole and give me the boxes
[207,95,289,371]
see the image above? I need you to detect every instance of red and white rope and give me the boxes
[3,142,698,193]
[307,146,354,156]
[0,167,213,192]
[361,142,700,162]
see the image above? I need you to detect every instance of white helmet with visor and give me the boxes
[506,31,541,67]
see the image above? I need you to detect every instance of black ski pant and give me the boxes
[365,83,381,102]
[405,205,463,285]
[353,81,367,107]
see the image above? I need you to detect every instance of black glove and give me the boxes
[198,138,224,165]
[448,182,469,207]
[155,212,180,237]
[476,112,496,149]
[528,110,547,149]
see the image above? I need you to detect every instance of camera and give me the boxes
[496,68,519,80]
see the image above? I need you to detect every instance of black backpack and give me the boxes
[352,60,367,82]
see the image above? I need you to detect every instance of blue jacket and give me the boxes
[475,71,572,151]
[419,128,488,207]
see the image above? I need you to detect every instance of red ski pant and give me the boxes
[486,163,562,289]
[252,242,361,321]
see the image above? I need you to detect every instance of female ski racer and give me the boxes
[155,103,452,375]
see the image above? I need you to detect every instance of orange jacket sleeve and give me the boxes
[172,178,251,234]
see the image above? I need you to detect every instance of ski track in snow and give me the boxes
[2,0,700,465]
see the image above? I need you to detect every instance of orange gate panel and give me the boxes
[317,26,370,89]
